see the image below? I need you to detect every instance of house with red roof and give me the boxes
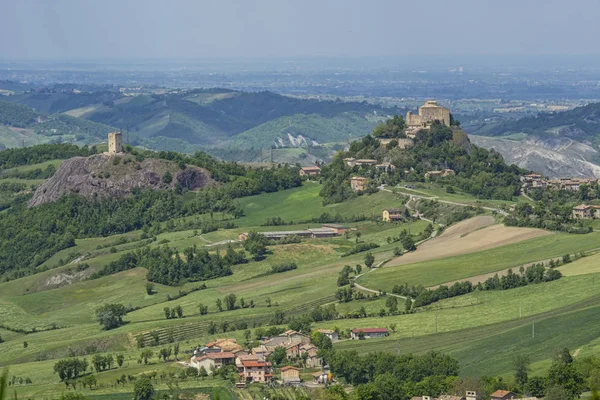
[350,328,389,340]
[490,390,518,400]
[239,359,273,383]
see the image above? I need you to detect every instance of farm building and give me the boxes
[321,224,350,235]
[299,166,321,176]
[350,176,368,192]
[350,328,389,340]
[238,227,340,241]
[383,208,404,222]
[280,366,301,384]
[312,371,330,384]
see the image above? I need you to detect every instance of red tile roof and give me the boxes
[491,390,515,398]
[280,366,299,371]
[351,328,389,334]
[243,361,271,368]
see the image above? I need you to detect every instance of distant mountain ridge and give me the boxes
[0,88,398,159]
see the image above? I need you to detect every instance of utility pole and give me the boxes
[519,302,522,319]
[532,320,535,339]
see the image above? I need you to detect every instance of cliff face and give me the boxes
[28,153,215,207]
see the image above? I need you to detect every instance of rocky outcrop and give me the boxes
[28,153,215,207]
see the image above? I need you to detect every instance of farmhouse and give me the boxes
[190,352,236,373]
[350,176,368,192]
[316,328,339,342]
[350,328,389,339]
[572,204,595,219]
[239,359,273,383]
[280,366,301,384]
[406,100,451,128]
[383,208,404,222]
[344,157,357,167]
[299,166,321,177]
[299,343,321,367]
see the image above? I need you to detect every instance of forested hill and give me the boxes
[0,87,400,158]
[471,101,600,139]
[319,121,526,205]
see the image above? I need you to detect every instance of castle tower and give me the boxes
[108,131,123,154]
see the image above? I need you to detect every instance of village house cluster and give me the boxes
[189,327,390,386]
[521,174,600,219]
[521,174,598,192]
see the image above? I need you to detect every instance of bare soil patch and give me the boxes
[387,216,550,267]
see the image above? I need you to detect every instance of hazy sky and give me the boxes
[2,0,600,60]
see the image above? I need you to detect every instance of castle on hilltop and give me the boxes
[406,100,451,128]
[107,131,123,154]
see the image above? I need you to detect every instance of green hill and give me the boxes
[1,88,398,160]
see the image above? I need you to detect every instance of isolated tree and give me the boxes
[224,293,237,310]
[514,354,531,387]
[386,296,398,314]
[215,298,223,312]
[145,282,154,295]
[355,232,362,243]
[133,377,155,400]
[116,354,125,368]
[174,343,180,360]
[164,307,172,319]
[140,349,153,365]
[355,264,362,275]
[364,252,375,269]
[174,305,183,318]
[198,303,208,315]
[95,303,127,330]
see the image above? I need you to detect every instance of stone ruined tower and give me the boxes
[107,131,123,154]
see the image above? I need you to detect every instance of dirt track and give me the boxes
[387,216,551,267]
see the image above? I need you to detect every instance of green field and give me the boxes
[2,182,600,399]
[358,231,600,290]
